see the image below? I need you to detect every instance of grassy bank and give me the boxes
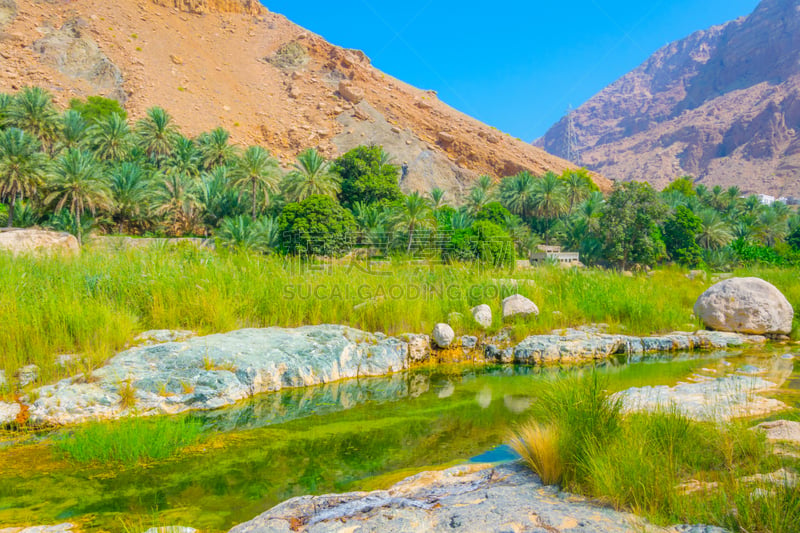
[1,245,798,391]
[510,373,800,532]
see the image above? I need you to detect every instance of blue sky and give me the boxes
[264,0,760,141]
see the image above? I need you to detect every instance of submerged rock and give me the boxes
[615,355,794,421]
[694,277,793,335]
[228,462,699,533]
[0,524,75,532]
[28,326,409,425]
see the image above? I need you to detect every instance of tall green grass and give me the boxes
[510,372,800,532]
[1,245,797,390]
[55,415,204,465]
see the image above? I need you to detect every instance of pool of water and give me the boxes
[0,348,797,532]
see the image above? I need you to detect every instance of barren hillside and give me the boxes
[0,0,608,198]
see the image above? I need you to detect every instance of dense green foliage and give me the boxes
[449,220,515,268]
[332,145,402,209]
[277,195,358,256]
[663,205,703,267]
[0,87,796,269]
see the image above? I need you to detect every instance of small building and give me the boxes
[529,245,581,267]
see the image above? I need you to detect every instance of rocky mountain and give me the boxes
[537,0,800,197]
[0,0,608,199]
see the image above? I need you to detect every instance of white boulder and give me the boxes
[0,228,79,256]
[693,277,793,335]
[432,323,455,348]
[471,304,493,328]
[502,294,539,320]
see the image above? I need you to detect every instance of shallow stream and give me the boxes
[0,348,797,532]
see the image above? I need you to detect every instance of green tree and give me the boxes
[428,187,446,211]
[599,181,668,270]
[151,172,200,236]
[277,194,357,256]
[87,113,132,161]
[109,162,152,233]
[56,109,89,153]
[45,149,112,245]
[197,166,243,228]
[662,176,696,197]
[0,128,49,227]
[787,224,800,251]
[7,87,61,151]
[697,209,733,250]
[282,148,340,202]
[561,169,595,213]
[232,145,280,219]
[475,201,511,226]
[662,205,703,267]
[500,170,536,220]
[216,215,280,252]
[135,107,179,163]
[392,192,434,253]
[165,136,201,180]
[332,145,402,209]
[197,127,238,170]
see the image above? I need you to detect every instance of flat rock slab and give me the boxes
[755,420,800,445]
[28,326,408,426]
[228,462,719,533]
[502,329,764,365]
[616,355,794,421]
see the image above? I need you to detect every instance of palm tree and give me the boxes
[232,145,280,219]
[136,106,179,163]
[466,186,490,214]
[151,172,200,236]
[87,113,132,161]
[45,149,112,245]
[393,192,433,253]
[475,174,494,194]
[56,110,88,153]
[0,93,11,126]
[696,209,733,250]
[500,171,536,220]
[197,166,241,228]
[563,171,590,213]
[0,128,49,227]
[197,127,239,169]
[109,162,152,233]
[530,172,568,221]
[755,209,788,247]
[428,187,446,211]
[282,148,340,201]
[6,87,61,151]
[707,185,727,211]
[165,136,201,180]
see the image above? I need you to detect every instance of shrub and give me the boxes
[69,96,126,123]
[277,194,358,256]
[447,220,515,268]
[475,202,511,226]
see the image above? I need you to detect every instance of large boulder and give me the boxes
[432,323,455,348]
[693,277,793,335]
[502,294,539,320]
[471,304,492,328]
[0,228,80,256]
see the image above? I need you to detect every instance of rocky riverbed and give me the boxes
[0,324,775,427]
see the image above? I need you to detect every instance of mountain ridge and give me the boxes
[537,0,800,197]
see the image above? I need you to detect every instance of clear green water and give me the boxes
[0,350,797,532]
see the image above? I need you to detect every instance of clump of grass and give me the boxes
[511,372,794,529]
[118,380,136,409]
[508,422,562,485]
[56,416,204,465]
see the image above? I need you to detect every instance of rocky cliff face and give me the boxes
[537,0,800,196]
[0,1,607,201]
